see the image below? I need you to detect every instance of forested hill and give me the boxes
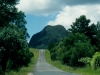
[29,25,68,48]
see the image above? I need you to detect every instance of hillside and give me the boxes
[29,25,68,48]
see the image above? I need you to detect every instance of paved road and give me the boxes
[34,50,80,75]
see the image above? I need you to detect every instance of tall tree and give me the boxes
[69,15,91,35]
[95,22,100,51]
[69,15,98,50]
[0,0,32,73]
[0,0,29,38]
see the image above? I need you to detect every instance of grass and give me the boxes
[45,50,100,75]
[5,48,39,75]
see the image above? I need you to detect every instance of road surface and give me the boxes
[34,50,80,75]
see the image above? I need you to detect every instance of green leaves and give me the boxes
[69,15,90,34]
[0,0,19,5]
[0,25,32,72]
[91,52,100,70]
[0,0,29,38]
[48,15,99,67]
[62,33,94,66]
[0,0,32,73]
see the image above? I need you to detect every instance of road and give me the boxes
[34,50,80,75]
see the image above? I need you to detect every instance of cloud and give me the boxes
[17,0,100,29]
[17,0,64,15]
[60,0,100,6]
[17,0,100,15]
[47,5,100,29]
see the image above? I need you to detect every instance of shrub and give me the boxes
[91,52,100,70]
[62,33,94,67]
[79,57,91,67]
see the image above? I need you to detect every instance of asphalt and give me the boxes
[33,50,80,75]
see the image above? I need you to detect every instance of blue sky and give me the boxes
[25,15,54,37]
[25,14,57,42]
[17,0,100,42]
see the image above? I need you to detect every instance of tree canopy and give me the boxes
[0,0,33,74]
[48,15,100,68]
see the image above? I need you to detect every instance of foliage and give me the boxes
[0,0,29,38]
[47,15,100,68]
[62,33,94,66]
[91,52,100,70]
[0,26,33,72]
[78,57,92,67]
[48,40,64,61]
[69,15,90,34]
[45,50,100,75]
[69,15,99,52]
[48,42,57,61]
[48,33,94,67]
[48,42,56,51]
[96,22,100,51]
[0,0,32,74]
[5,48,38,75]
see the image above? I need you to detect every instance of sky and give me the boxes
[17,0,100,42]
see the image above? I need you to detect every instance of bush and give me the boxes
[0,26,33,73]
[50,47,58,61]
[78,57,91,67]
[61,33,94,67]
[91,52,100,70]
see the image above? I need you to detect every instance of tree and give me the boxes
[0,0,32,74]
[96,22,100,51]
[91,52,100,70]
[48,42,58,61]
[69,15,98,51]
[0,0,18,27]
[0,0,29,38]
[0,25,33,72]
[61,33,94,66]
[69,15,90,34]
[48,42,56,51]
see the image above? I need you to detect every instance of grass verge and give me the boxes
[5,48,39,75]
[45,50,100,75]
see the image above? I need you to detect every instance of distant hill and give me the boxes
[29,25,68,48]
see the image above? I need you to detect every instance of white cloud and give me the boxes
[17,0,100,16]
[17,0,64,15]
[59,0,100,6]
[47,5,100,29]
[17,0,100,29]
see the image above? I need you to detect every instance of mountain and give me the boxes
[29,25,68,48]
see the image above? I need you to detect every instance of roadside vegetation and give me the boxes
[47,15,100,75]
[45,50,100,75]
[5,48,39,75]
[0,0,36,74]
